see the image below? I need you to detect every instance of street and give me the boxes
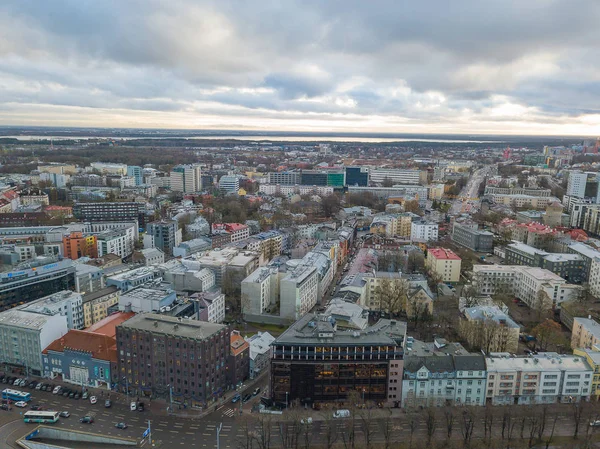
[449,165,494,216]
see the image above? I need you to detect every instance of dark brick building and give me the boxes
[116,314,229,407]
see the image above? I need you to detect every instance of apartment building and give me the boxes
[246,331,276,379]
[82,286,120,328]
[146,220,181,257]
[401,354,486,408]
[73,202,143,223]
[211,223,250,243]
[96,229,133,259]
[571,317,600,350]
[280,264,319,320]
[452,222,493,252]
[485,352,592,405]
[169,164,202,193]
[116,314,230,405]
[573,348,600,400]
[460,306,520,353]
[62,231,98,260]
[267,172,300,185]
[18,290,84,330]
[426,248,462,283]
[411,220,438,242]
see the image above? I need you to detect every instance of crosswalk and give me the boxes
[222,408,236,417]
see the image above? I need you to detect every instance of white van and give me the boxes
[333,409,350,418]
[130,401,137,411]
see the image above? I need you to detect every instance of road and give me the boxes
[449,165,495,216]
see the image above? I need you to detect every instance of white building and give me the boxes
[96,229,133,259]
[246,332,276,378]
[486,352,592,405]
[368,168,423,185]
[118,286,176,313]
[219,174,240,194]
[411,220,438,242]
[280,265,319,320]
[258,184,334,196]
[241,267,279,315]
[0,309,68,376]
[137,247,165,266]
[193,290,226,324]
[170,164,202,193]
[19,290,84,330]
[90,162,127,175]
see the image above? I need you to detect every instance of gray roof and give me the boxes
[453,354,486,371]
[82,286,119,303]
[118,313,226,340]
[404,355,454,373]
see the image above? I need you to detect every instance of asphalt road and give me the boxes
[449,165,494,216]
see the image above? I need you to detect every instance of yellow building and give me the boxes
[398,214,414,238]
[82,286,120,328]
[571,317,600,350]
[573,348,600,400]
[238,188,247,196]
[426,247,462,283]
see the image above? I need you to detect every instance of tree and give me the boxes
[406,251,425,273]
[373,278,408,316]
[321,194,342,217]
[382,176,394,187]
[531,319,563,351]
[424,407,437,446]
[533,290,553,321]
[321,412,339,449]
[378,415,394,449]
[404,200,421,214]
[444,407,455,441]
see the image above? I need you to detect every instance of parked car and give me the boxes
[60,411,70,418]
[14,401,27,408]
[301,417,313,424]
[18,379,27,387]
[62,390,70,397]
[13,378,21,386]
[82,392,88,400]
[69,392,75,399]
[27,381,36,389]
[333,409,350,418]
[53,386,62,395]
[137,402,145,412]
[105,400,112,408]
[115,422,128,429]
[35,383,42,390]
[242,394,252,403]
[0,404,11,411]
[74,393,80,400]
[80,416,94,424]
[252,387,261,396]
[90,396,97,405]
[130,401,137,411]
[231,394,241,403]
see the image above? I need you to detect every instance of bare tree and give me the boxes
[572,402,586,440]
[373,278,408,316]
[321,412,338,449]
[237,416,256,449]
[544,412,559,449]
[378,415,394,449]
[444,406,455,440]
[533,290,552,321]
[358,407,376,449]
[483,404,495,444]
[424,407,437,446]
[255,414,273,449]
[301,421,313,449]
[407,409,418,449]
[460,408,476,448]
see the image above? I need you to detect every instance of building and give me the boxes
[571,317,600,350]
[42,329,117,389]
[63,232,98,260]
[82,286,120,328]
[133,247,165,266]
[473,265,578,308]
[0,308,68,376]
[0,259,76,312]
[172,238,212,258]
[345,167,369,187]
[219,174,240,194]
[426,248,462,283]
[126,166,143,186]
[566,171,600,200]
[241,267,279,316]
[211,223,250,243]
[73,202,143,223]
[190,290,225,324]
[118,286,176,313]
[246,332,275,379]
[569,243,600,281]
[258,184,335,196]
[170,165,202,193]
[74,263,105,294]
[368,168,423,185]
[460,306,520,353]
[116,313,230,405]
[106,266,157,292]
[96,229,133,259]
[90,162,127,175]
[267,172,300,185]
[572,348,600,400]
[280,264,319,320]
[485,352,592,405]
[270,314,407,405]
[452,222,493,252]
[410,220,438,242]
[146,220,181,257]
[19,290,84,330]
[227,330,249,388]
[401,355,487,408]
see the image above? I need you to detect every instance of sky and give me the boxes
[0,1,599,135]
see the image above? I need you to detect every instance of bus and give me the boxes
[2,389,31,402]
[24,411,60,423]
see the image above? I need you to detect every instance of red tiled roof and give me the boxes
[428,247,461,260]
[230,331,249,356]
[43,330,117,362]
[85,312,135,338]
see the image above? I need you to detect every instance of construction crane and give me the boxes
[503,146,512,160]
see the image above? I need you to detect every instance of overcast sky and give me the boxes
[1,1,599,135]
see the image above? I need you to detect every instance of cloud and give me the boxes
[0,0,599,134]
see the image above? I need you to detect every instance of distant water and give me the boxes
[1,135,503,144]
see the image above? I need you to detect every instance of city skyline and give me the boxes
[0,1,599,135]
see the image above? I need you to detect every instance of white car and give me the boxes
[14,401,27,408]
[89,396,97,405]
[301,417,313,425]
[590,420,600,427]
[13,378,21,386]
[53,386,62,395]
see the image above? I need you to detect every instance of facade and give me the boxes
[227,330,250,388]
[96,229,133,259]
[126,166,143,186]
[246,332,276,379]
[63,232,98,260]
[192,290,226,324]
[485,352,592,405]
[426,247,461,283]
[0,309,68,376]
[106,266,157,292]
[573,348,600,400]
[147,220,180,257]
[118,286,176,313]
[571,317,600,350]
[0,260,76,312]
[211,223,250,243]
[73,202,143,223]
[116,313,230,405]
[170,164,202,193]
[410,220,438,242]
[134,247,165,266]
[258,184,335,196]
[401,355,487,407]
[345,167,369,187]
[241,267,279,315]
[368,168,423,185]
[219,174,240,194]
[280,265,319,320]
[452,222,493,252]
[42,330,116,389]
[568,242,600,281]
[271,314,407,405]
[267,172,300,185]
[82,286,120,328]
[19,290,84,330]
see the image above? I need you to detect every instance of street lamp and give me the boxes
[285,391,289,410]
[123,376,129,402]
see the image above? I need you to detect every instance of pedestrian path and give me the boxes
[222,408,236,418]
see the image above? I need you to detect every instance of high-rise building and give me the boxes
[146,220,180,256]
[267,172,300,185]
[126,166,143,186]
[218,174,240,194]
[170,165,202,193]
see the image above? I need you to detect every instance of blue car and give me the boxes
[231,394,241,403]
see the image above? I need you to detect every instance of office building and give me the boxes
[218,174,240,194]
[0,260,76,311]
[0,308,68,376]
[116,313,230,405]
[73,202,144,223]
[300,171,328,186]
[368,168,423,185]
[62,232,98,260]
[19,290,84,330]
[118,286,176,313]
[566,171,600,200]
[170,165,202,193]
[126,165,143,186]
[452,222,493,252]
[345,167,368,187]
[426,248,462,283]
[271,314,407,405]
[106,266,157,292]
[267,172,300,185]
[146,220,181,257]
[485,353,592,405]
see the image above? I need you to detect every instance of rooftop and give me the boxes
[43,329,117,362]
[486,352,592,372]
[120,286,174,303]
[574,317,600,342]
[85,312,135,338]
[464,305,520,329]
[507,241,549,256]
[428,247,461,261]
[230,331,249,356]
[118,313,227,340]
[246,332,276,360]
[0,309,58,330]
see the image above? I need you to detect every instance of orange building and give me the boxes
[63,231,98,260]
